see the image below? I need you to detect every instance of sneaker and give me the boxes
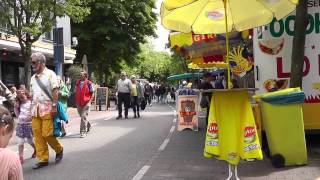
[55,148,63,163]
[32,162,48,169]
[134,114,137,118]
[116,116,122,119]
[137,113,140,118]
[87,123,92,132]
[80,132,86,138]
[61,132,66,137]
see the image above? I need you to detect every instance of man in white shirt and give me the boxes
[115,72,131,119]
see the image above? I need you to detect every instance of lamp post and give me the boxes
[53,27,64,76]
[53,0,64,76]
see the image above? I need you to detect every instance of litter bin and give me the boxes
[254,88,307,168]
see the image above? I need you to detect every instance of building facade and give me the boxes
[0,16,76,87]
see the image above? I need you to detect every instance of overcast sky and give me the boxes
[150,0,170,52]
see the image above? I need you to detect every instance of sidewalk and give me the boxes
[9,106,114,146]
[142,114,320,180]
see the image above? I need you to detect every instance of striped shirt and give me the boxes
[0,148,23,180]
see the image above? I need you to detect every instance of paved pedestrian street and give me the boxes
[6,103,320,180]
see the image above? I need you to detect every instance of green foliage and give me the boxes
[72,0,158,84]
[121,43,189,83]
[0,0,90,45]
[66,64,82,81]
[0,0,90,88]
[66,64,82,92]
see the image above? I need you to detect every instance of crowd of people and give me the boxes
[0,52,98,180]
[115,72,176,119]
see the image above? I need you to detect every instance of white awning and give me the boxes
[0,39,75,63]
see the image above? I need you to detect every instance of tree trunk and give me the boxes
[23,42,32,90]
[290,0,308,88]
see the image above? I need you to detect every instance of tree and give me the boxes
[72,0,157,84]
[121,43,189,83]
[0,0,90,88]
[121,43,171,82]
[290,0,308,88]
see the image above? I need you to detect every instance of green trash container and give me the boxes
[254,88,307,168]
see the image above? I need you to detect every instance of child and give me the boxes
[14,89,36,164]
[0,105,23,180]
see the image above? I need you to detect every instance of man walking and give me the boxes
[75,71,94,138]
[116,72,131,119]
[29,52,63,169]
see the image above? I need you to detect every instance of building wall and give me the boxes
[0,16,73,87]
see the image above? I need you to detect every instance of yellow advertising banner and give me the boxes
[204,90,263,165]
[177,95,199,131]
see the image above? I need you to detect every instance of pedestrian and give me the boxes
[29,52,63,169]
[144,81,153,106]
[0,105,23,180]
[170,86,176,102]
[14,88,36,164]
[115,72,131,119]
[214,76,225,89]
[199,72,214,126]
[75,70,95,138]
[153,85,159,103]
[57,76,70,137]
[232,78,239,88]
[159,84,166,104]
[130,76,142,118]
[10,86,17,98]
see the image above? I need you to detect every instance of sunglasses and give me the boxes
[31,61,39,65]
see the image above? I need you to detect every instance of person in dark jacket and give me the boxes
[198,73,214,126]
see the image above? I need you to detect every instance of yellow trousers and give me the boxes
[32,115,63,162]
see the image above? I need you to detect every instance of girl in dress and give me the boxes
[14,88,36,164]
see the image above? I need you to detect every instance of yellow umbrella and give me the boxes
[161,0,298,34]
[161,0,298,88]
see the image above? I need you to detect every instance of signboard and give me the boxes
[93,87,108,111]
[254,5,320,103]
[177,95,199,131]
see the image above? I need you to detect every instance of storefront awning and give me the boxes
[167,73,203,81]
[0,37,76,63]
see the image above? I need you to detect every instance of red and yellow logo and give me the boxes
[208,122,218,139]
[244,126,256,143]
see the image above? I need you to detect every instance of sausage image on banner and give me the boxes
[258,38,284,55]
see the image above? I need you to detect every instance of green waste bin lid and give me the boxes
[261,91,305,104]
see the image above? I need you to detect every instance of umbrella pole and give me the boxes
[224,0,232,89]
[224,1,239,180]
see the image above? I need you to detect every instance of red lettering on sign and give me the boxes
[303,56,310,76]
[277,57,290,78]
[192,32,217,43]
[277,56,310,78]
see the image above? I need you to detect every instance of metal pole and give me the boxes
[53,0,63,76]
